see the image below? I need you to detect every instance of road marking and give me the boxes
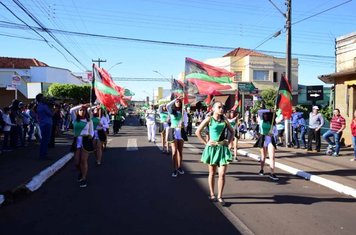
[184,143,201,153]
[237,149,356,198]
[127,138,138,151]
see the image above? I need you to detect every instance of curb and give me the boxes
[237,149,356,199]
[0,152,74,206]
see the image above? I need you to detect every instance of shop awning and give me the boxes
[319,69,356,84]
[345,80,356,86]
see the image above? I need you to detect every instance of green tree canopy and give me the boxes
[251,88,277,114]
[47,83,91,103]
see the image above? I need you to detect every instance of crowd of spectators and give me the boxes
[0,95,73,157]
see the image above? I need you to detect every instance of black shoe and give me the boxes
[177,168,185,175]
[259,169,264,176]
[77,173,83,182]
[79,179,87,188]
[171,171,178,178]
[269,173,279,181]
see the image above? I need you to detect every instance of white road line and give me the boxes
[127,138,138,151]
[184,143,202,153]
[237,149,356,198]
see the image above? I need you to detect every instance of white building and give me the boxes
[0,57,85,106]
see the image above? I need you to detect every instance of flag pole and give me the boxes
[90,63,95,106]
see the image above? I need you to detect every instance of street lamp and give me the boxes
[153,70,171,82]
[108,62,123,71]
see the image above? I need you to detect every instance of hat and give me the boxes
[312,106,319,110]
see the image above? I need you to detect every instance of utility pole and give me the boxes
[285,0,292,147]
[92,58,107,68]
[286,0,292,86]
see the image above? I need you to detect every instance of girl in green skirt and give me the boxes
[195,102,234,206]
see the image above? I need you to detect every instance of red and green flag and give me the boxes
[185,57,234,96]
[92,64,127,111]
[276,74,292,119]
[231,89,242,112]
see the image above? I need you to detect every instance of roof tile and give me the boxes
[0,57,48,69]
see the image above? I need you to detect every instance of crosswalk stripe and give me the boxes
[127,138,138,151]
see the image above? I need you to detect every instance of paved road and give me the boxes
[1,116,356,234]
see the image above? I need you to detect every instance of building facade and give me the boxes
[0,57,84,107]
[205,48,299,104]
[319,32,356,145]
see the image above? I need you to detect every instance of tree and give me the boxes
[251,88,277,114]
[47,83,91,103]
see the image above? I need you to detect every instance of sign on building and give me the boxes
[12,74,21,86]
[306,85,323,101]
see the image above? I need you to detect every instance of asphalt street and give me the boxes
[0,116,356,235]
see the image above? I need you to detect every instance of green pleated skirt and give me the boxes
[201,145,233,167]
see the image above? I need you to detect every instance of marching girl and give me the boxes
[226,110,239,161]
[166,97,188,177]
[92,105,109,166]
[70,104,94,188]
[158,104,170,154]
[254,109,279,181]
[195,101,234,206]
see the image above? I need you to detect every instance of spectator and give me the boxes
[291,107,299,147]
[21,104,31,145]
[2,107,15,152]
[297,113,307,149]
[322,108,345,157]
[49,103,61,148]
[26,102,37,142]
[186,107,193,136]
[307,106,324,153]
[36,94,53,160]
[350,110,356,161]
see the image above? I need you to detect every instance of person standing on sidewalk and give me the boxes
[2,107,15,152]
[254,110,279,181]
[70,104,94,188]
[36,94,53,160]
[322,108,345,157]
[350,110,356,161]
[145,104,157,143]
[166,97,188,177]
[196,101,234,206]
[298,113,307,149]
[307,106,324,153]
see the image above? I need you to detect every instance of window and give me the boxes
[233,71,242,82]
[273,72,278,82]
[253,70,269,81]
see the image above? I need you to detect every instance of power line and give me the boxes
[11,0,89,71]
[0,20,335,60]
[292,0,352,25]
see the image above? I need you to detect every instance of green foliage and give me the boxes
[320,106,333,121]
[251,88,277,114]
[47,83,91,103]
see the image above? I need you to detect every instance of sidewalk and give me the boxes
[237,139,356,198]
[0,133,74,205]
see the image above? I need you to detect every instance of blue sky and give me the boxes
[1,0,355,100]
